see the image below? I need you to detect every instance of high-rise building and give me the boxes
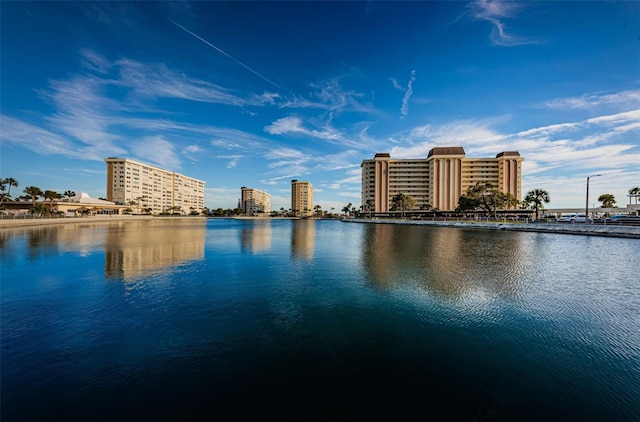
[240,187,271,216]
[105,157,205,215]
[291,180,314,217]
[361,147,523,212]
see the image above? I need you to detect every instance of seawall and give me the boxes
[342,219,640,239]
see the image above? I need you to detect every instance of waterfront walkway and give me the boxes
[343,218,640,239]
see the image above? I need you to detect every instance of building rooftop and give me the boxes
[427,147,466,158]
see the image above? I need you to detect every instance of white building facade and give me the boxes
[105,157,205,215]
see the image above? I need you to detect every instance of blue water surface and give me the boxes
[1,219,639,420]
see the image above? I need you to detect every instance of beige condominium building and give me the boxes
[105,157,205,215]
[291,179,314,217]
[361,147,523,212]
[241,187,271,216]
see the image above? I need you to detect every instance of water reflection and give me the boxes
[0,220,206,280]
[291,220,315,260]
[104,221,206,279]
[240,220,272,253]
[361,224,528,299]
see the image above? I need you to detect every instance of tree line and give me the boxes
[0,178,79,215]
[343,182,640,220]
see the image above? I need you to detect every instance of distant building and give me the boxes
[0,192,127,215]
[291,180,314,217]
[361,147,523,212]
[241,187,271,216]
[105,158,205,215]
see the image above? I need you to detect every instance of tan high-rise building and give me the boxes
[291,180,314,217]
[361,147,523,212]
[241,187,271,216]
[105,157,205,215]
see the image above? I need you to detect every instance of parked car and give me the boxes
[556,213,593,223]
[603,215,640,224]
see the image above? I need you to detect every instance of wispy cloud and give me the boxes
[131,136,181,170]
[115,59,247,106]
[389,77,403,91]
[400,70,416,116]
[280,77,375,115]
[545,89,640,110]
[264,115,361,147]
[468,0,539,47]
[0,114,122,161]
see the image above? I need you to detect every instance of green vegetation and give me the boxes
[456,182,519,219]
[629,187,639,204]
[390,193,416,218]
[523,189,550,220]
[598,193,616,208]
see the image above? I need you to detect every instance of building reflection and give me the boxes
[361,224,525,299]
[0,220,206,280]
[241,220,272,253]
[104,221,206,279]
[291,220,315,260]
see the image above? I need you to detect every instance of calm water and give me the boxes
[1,219,639,421]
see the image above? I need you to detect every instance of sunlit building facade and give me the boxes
[241,187,271,216]
[361,147,523,212]
[105,157,205,215]
[291,180,314,217]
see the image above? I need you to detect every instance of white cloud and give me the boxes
[468,0,540,47]
[205,186,241,209]
[115,59,247,105]
[264,116,306,135]
[280,77,375,115]
[400,70,416,116]
[264,115,359,147]
[131,136,181,170]
[80,49,111,74]
[0,114,126,161]
[390,77,403,91]
[545,90,640,110]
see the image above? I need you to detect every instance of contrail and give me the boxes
[167,18,281,90]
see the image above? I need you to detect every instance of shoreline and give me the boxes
[2,215,639,239]
[342,218,640,239]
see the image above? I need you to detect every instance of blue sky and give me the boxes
[1,1,639,210]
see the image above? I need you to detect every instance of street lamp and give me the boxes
[585,174,601,224]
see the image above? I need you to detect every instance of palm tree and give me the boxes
[524,189,550,220]
[23,186,43,207]
[365,199,374,218]
[1,177,19,203]
[629,187,640,204]
[598,193,616,208]
[342,202,352,216]
[43,190,62,212]
[64,190,76,198]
